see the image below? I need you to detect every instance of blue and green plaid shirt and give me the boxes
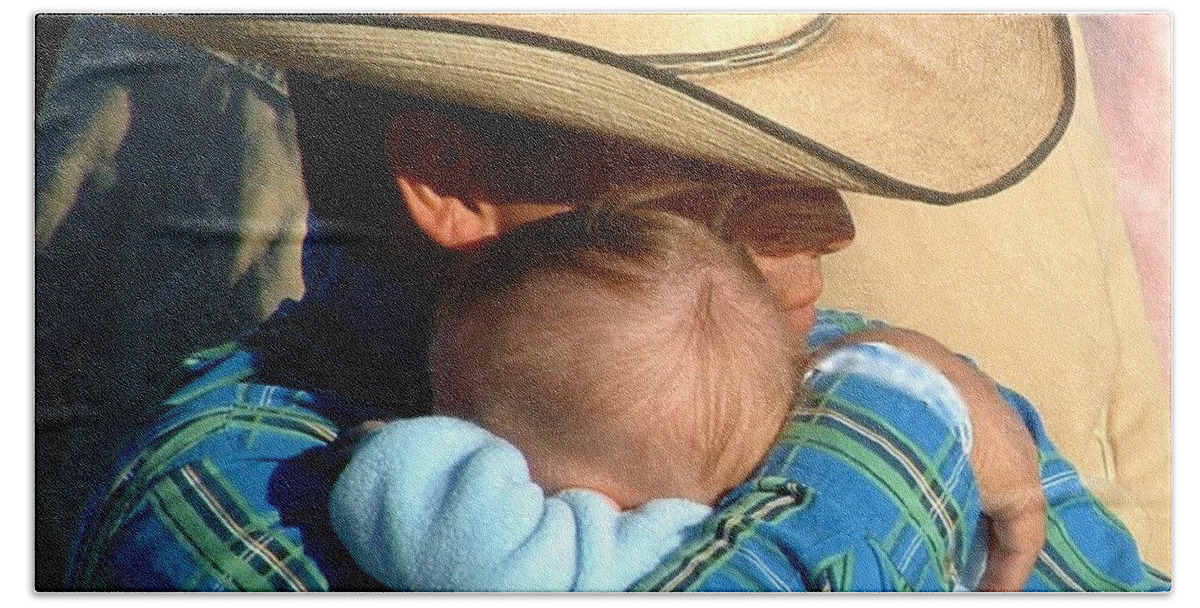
[66,310,1169,591]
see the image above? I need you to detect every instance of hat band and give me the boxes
[630,14,837,75]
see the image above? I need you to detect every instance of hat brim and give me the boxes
[119,14,1075,205]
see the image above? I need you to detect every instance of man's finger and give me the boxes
[976,501,1046,592]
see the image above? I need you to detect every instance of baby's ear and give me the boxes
[386,110,501,249]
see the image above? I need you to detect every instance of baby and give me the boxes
[330,209,1157,592]
[332,208,794,590]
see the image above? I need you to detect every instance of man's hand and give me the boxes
[803,328,1046,591]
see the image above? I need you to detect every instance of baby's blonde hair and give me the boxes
[432,208,796,507]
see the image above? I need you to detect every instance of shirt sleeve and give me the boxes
[329,416,712,592]
[65,345,362,591]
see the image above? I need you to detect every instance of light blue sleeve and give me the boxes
[329,416,712,592]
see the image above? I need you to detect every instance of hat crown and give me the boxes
[448,14,824,57]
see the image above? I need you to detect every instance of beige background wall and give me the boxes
[818,15,1172,572]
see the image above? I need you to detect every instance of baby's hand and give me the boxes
[804,328,1046,591]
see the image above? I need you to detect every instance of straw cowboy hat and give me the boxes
[120,13,1075,205]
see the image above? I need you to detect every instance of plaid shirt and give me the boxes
[66,310,1169,591]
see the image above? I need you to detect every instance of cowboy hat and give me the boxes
[117,13,1075,205]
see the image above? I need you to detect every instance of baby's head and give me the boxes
[431,208,797,508]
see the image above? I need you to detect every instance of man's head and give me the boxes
[431,209,797,508]
[285,68,856,339]
[127,15,1075,339]
[380,101,856,337]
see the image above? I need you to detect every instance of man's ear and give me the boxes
[386,110,501,249]
[394,174,500,249]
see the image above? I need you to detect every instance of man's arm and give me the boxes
[805,327,1046,591]
[635,310,1168,592]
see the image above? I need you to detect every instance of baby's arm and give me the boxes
[804,328,1045,591]
[329,416,712,592]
